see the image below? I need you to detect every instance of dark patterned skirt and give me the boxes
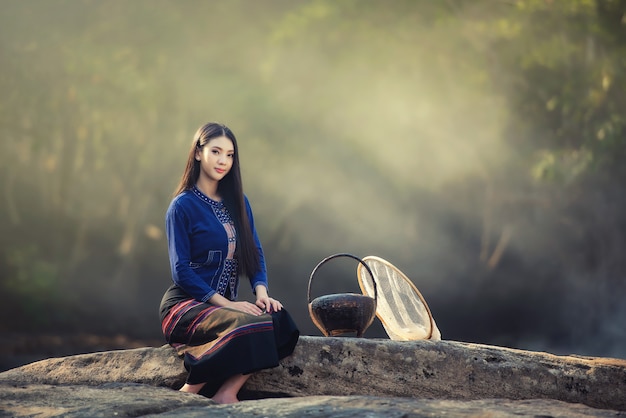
[159,285,299,394]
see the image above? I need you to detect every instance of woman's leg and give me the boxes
[212,373,251,404]
[179,382,206,394]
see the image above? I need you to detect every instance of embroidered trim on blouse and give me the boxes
[192,185,240,300]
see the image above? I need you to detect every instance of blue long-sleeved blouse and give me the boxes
[165,186,268,302]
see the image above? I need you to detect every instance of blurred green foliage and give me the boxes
[4,246,60,325]
[0,0,625,357]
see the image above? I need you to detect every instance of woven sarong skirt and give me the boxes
[160,285,299,392]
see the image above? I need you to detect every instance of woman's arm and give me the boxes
[242,196,282,313]
[166,199,218,302]
[243,196,269,292]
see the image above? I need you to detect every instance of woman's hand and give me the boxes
[227,301,264,316]
[255,285,283,314]
[209,293,263,316]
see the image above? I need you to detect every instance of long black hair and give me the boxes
[174,122,260,278]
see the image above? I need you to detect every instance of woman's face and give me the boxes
[195,135,234,183]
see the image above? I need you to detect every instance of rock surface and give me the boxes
[245,336,626,411]
[0,386,622,417]
[0,344,186,388]
[1,336,625,417]
[0,383,212,418]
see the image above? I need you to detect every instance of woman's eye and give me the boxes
[227,154,234,158]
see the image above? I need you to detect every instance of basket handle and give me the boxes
[307,253,377,304]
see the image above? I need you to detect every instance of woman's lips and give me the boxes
[215,168,226,174]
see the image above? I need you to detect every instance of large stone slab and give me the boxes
[0,383,213,418]
[245,337,626,411]
[159,396,624,418]
[0,385,621,417]
[0,344,187,389]
[1,336,625,412]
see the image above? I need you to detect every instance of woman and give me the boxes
[159,122,299,403]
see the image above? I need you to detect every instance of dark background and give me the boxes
[2,0,625,371]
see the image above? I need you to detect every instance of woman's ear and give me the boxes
[195,147,202,161]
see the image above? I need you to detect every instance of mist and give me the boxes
[1,0,625,367]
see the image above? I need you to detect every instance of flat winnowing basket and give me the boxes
[357,256,441,341]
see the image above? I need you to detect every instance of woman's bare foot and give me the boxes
[211,393,240,404]
[211,373,250,404]
[179,382,206,394]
